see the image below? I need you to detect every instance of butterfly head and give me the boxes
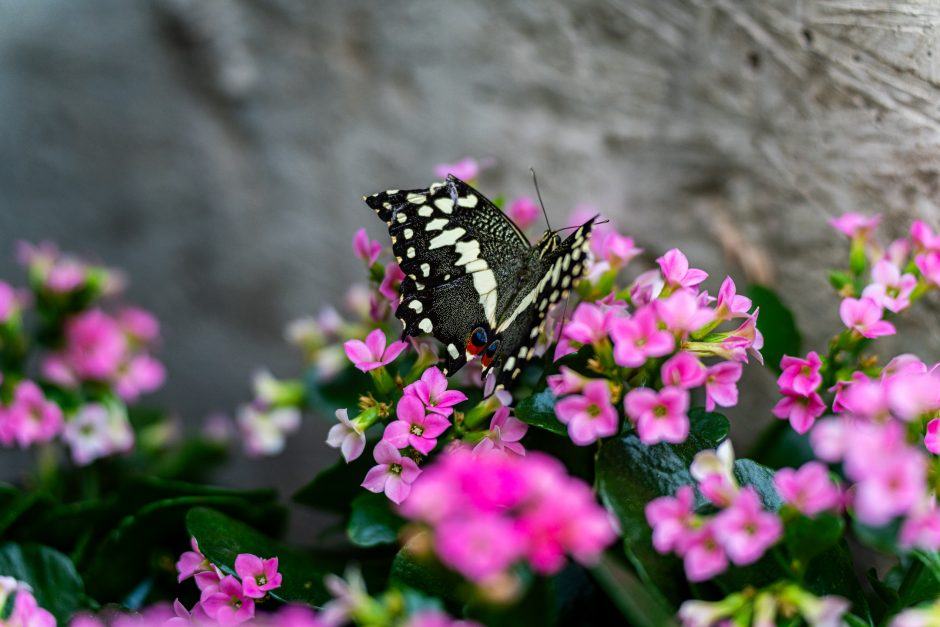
[536,230,561,259]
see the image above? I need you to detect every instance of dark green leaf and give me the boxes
[897,550,940,608]
[0,542,86,624]
[852,518,901,554]
[732,459,782,511]
[746,284,801,373]
[390,542,467,604]
[514,388,568,436]
[347,492,404,547]
[803,540,871,621]
[305,366,372,417]
[293,453,376,514]
[783,513,844,564]
[590,552,676,627]
[187,507,331,606]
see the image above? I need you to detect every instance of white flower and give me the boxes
[326,409,366,462]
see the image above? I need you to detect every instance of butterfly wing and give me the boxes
[364,175,530,375]
[484,218,596,390]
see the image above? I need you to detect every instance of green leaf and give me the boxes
[186,507,331,606]
[590,552,677,627]
[803,540,871,621]
[293,453,376,514]
[305,366,373,417]
[0,542,86,624]
[851,518,901,554]
[347,492,404,547]
[390,541,467,604]
[732,459,782,511]
[897,550,940,608]
[0,486,53,538]
[514,388,568,436]
[783,513,844,564]
[746,284,801,373]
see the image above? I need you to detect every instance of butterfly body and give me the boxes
[364,175,595,390]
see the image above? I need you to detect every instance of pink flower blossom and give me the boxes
[114,354,166,401]
[899,499,940,550]
[657,249,708,289]
[344,328,408,373]
[839,297,895,339]
[234,553,282,598]
[554,380,619,446]
[660,352,706,389]
[361,440,421,504]
[829,212,880,239]
[862,260,917,313]
[645,485,696,554]
[834,374,890,420]
[911,220,940,253]
[704,362,743,412]
[0,282,24,324]
[630,269,664,306]
[546,366,588,396]
[563,302,615,346]
[624,386,690,445]
[5,380,63,448]
[916,251,940,286]
[117,307,160,344]
[352,228,382,267]
[887,372,940,421]
[326,408,366,462]
[403,367,467,416]
[62,403,134,465]
[176,537,211,583]
[379,262,405,303]
[592,230,642,267]
[434,513,524,582]
[713,277,752,321]
[8,588,55,627]
[778,351,823,397]
[925,419,940,455]
[772,392,826,434]
[682,523,728,581]
[774,462,841,516]
[609,306,675,368]
[62,309,128,380]
[200,575,255,625]
[810,417,848,463]
[690,441,739,507]
[506,197,540,230]
[433,158,480,181]
[655,289,714,335]
[383,395,451,454]
[712,488,782,565]
[474,407,527,456]
[852,452,926,526]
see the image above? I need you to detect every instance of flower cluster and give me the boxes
[0,577,55,627]
[646,442,783,581]
[399,449,617,583]
[235,370,305,457]
[678,581,849,627]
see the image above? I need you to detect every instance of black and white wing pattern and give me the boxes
[364,175,594,390]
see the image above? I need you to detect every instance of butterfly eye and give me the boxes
[466,326,488,356]
[481,340,500,368]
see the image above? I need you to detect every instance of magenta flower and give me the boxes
[546,366,588,396]
[772,392,826,434]
[839,297,896,339]
[344,328,408,373]
[610,306,675,368]
[835,375,890,420]
[592,230,642,268]
[8,588,55,627]
[655,289,714,335]
[200,575,256,625]
[657,248,708,289]
[62,309,128,380]
[630,269,664,306]
[563,302,615,346]
[645,485,696,554]
[912,220,940,252]
[352,228,382,267]
[474,407,528,456]
[712,488,782,565]
[778,351,823,397]
[926,419,940,455]
[0,282,25,325]
[853,453,926,526]
[554,380,619,446]
[361,440,421,504]
[862,260,916,313]
[383,395,451,455]
[235,553,282,599]
[704,362,742,412]
[435,513,524,582]
[713,277,752,321]
[625,386,690,445]
[379,262,405,303]
[433,157,481,181]
[829,212,880,239]
[900,500,940,550]
[117,306,160,344]
[6,380,63,448]
[682,523,728,581]
[507,196,540,230]
[115,354,166,401]
[403,367,467,416]
[660,352,706,389]
[916,251,940,287]
[774,462,841,516]
[176,537,211,583]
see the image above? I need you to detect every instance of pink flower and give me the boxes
[723,312,765,364]
[682,523,728,581]
[433,157,480,181]
[862,260,917,313]
[176,537,211,583]
[383,395,451,454]
[474,407,528,456]
[645,485,696,554]
[326,408,366,462]
[237,405,301,457]
[704,362,743,412]
[624,386,690,445]
[712,488,782,565]
[660,352,706,389]
[778,351,823,397]
[834,375,889,420]
[772,392,826,434]
[887,372,940,421]
[713,277,752,321]
[62,403,133,466]
[655,290,714,335]
[9,588,55,627]
[352,228,382,266]
[5,380,63,448]
[610,306,675,368]
[916,251,940,286]
[0,282,24,324]
[379,262,405,303]
[62,309,128,380]
[344,328,408,373]
[810,418,848,463]
[200,575,255,625]
[899,500,940,550]
[434,513,524,582]
[592,230,642,267]
[546,366,588,396]
[630,269,664,306]
[563,302,615,346]
[403,367,467,416]
[117,307,160,344]
[46,259,87,293]
[829,212,879,239]
[554,380,619,446]
[925,419,940,455]
[114,354,166,401]
[853,453,926,526]
[912,220,940,253]
[774,462,841,516]
[657,249,708,289]
[839,297,895,339]
[690,441,739,507]
[507,197,540,230]
[234,553,282,599]
[361,440,421,504]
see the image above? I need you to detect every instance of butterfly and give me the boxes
[364,175,595,390]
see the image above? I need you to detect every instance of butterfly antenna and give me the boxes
[555,218,610,234]
[530,168,553,232]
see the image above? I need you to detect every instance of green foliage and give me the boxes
[746,284,801,373]
[348,492,405,547]
[514,388,569,436]
[0,543,87,624]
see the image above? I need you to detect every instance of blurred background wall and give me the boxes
[2,0,940,494]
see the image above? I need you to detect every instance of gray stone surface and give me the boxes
[2,0,940,492]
